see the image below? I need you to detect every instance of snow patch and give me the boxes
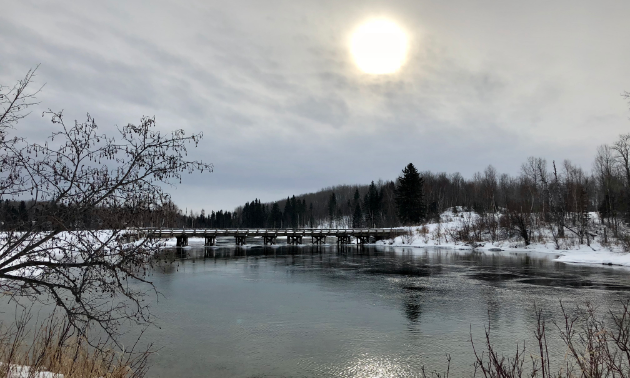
[376,208,630,268]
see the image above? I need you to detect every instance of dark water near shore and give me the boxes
[138,239,630,378]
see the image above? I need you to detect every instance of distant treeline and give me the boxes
[244,180,400,228]
[6,133,630,233]
[176,180,398,229]
[0,199,180,230]
[183,133,630,232]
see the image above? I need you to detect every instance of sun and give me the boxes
[350,19,408,75]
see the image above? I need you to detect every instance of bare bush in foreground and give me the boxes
[471,301,630,378]
[0,68,212,345]
[0,309,149,378]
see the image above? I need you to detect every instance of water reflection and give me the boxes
[142,245,630,378]
[402,292,422,323]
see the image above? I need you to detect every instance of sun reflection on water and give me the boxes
[343,355,418,378]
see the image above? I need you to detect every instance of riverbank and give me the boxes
[376,208,630,268]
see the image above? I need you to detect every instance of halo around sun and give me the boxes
[350,19,408,75]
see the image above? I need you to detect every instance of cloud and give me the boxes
[289,95,349,128]
[2,0,629,211]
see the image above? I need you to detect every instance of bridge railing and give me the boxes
[127,227,407,236]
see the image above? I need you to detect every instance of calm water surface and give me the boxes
[142,239,630,377]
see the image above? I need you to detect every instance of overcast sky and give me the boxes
[2,0,630,212]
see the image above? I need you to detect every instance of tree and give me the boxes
[0,68,212,345]
[290,196,298,228]
[611,134,630,222]
[328,192,337,226]
[394,163,426,225]
[269,202,282,228]
[363,181,382,227]
[352,188,362,228]
[352,203,363,228]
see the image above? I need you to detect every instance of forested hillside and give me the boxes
[181,132,630,237]
[5,133,630,239]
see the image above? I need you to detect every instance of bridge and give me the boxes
[128,228,407,247]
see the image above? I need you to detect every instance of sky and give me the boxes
[2,0,630,213]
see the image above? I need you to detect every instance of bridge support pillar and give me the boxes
[356,236,369,245]
[176,235,189,247]
[263,235,276,245]
[336,235,351,246]
[287,235,303,245]
[311,235,326,245]
[124,232,139,243]
[235,235,247,246]
[205,236,216,246]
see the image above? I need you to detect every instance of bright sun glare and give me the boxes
[351,19,408,75]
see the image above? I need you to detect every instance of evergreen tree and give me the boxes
[270,202,282,228]
[352,188,363,228]
[328,192,337,226]
[18,201,28,223]
[242,202,251,227]
[363,181,382,227]
[283,196,292,228]
[299,199,306,227]
[290,195,298,228]
[352,203,363,228]
[394,163,426,225]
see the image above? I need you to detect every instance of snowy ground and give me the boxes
[375,208,630,268]
[1,363,61,378]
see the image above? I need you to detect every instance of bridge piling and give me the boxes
[176,235,189,247]
[311,235,326,245]
[336,235,351,246]
[235,235,247,246]
[356,236,369,245]
[287,235,303,245]
[131,228,406,247]
[205,236,216,246]
[263,235,276,245]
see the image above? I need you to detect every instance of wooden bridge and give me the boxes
[128,228,407,247]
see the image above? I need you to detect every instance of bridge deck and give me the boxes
[133,228,407,238]
[124,228,407,246]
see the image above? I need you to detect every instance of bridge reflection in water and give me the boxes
[167,243,385,262]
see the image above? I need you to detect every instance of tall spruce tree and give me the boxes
[352,203,363,228]
[290,195,298,228]
[363,181,382,227]
[328,192,337,226]
[352,188,363,228]
[394,163,426,225]
[283,196,292,228]
[270,202,282,228]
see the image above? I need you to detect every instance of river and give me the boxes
[136,239,630,377]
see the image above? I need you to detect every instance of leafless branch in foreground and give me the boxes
[0,67,212,347]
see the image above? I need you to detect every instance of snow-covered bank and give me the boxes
[162,236,206,247]
[554,249,630,267]
[375,208,630,268]
[1,363,61,378]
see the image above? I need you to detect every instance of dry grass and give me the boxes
[469,301,630,378]
[0,310,149,378]
[418,301,630,378]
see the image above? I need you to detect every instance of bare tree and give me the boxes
[0,66,43,197]
[0,68,212,345]
[612,134,630,189]
[594,145,618,233]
